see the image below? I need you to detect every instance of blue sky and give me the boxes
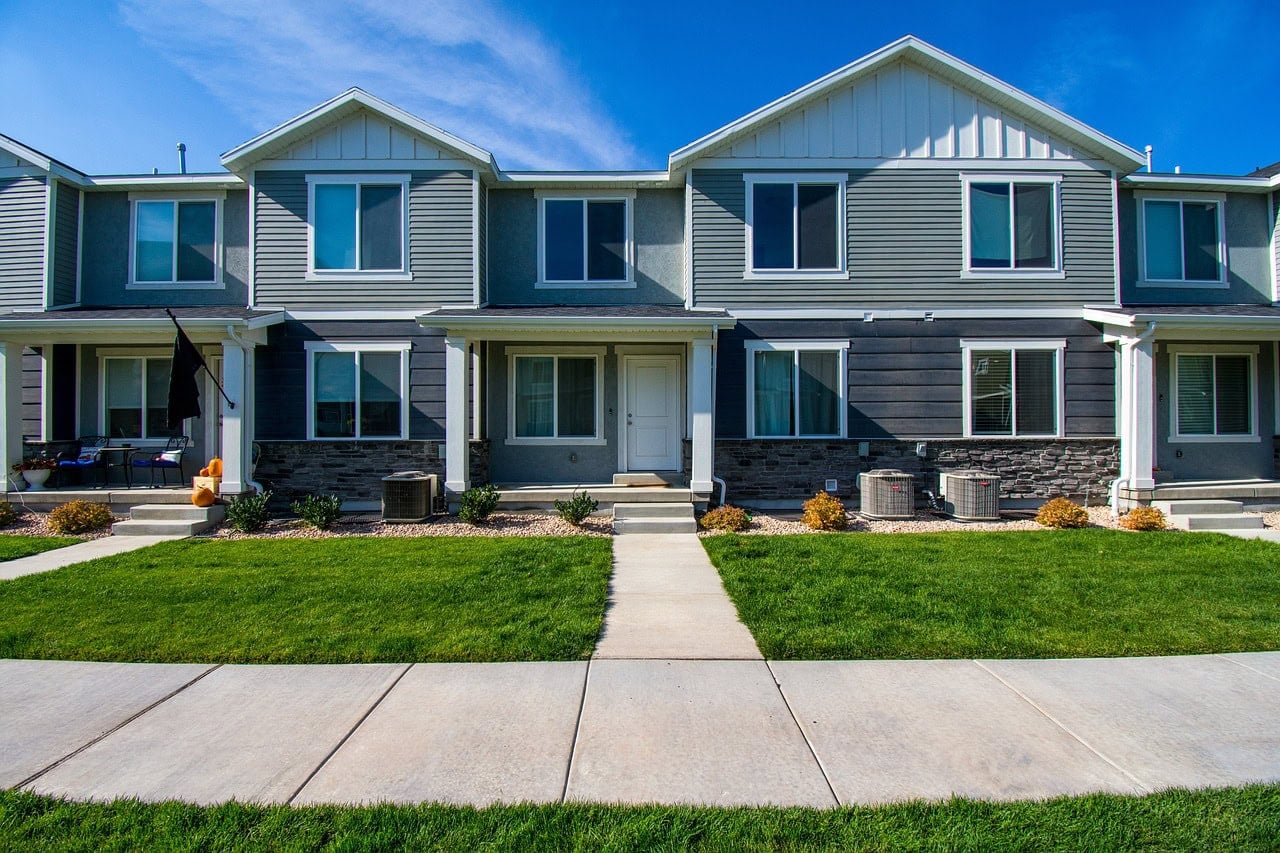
[1,0,1276,176]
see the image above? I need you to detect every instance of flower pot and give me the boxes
[22,468,51,491]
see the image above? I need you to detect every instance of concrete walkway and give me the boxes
[0,535,182,580]
[3,653,1279,808]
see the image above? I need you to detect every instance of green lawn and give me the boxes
[703,530,1280,659]
[0,537,612,663]
[2,787,1278,851]
[0,535,78,563]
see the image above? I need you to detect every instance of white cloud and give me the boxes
[117,0,638,170]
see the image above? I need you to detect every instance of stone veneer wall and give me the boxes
[715,438,1118,506]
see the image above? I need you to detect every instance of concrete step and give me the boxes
[613,517,698,535]
[111,518,217,536]
[1153,499,1244,516]
[1169,514,1264,531]
[613,502,696,520]
[612,472,678,487]
[1151,481,1280,501]
[499,485,692,508]
[129,504,227,523]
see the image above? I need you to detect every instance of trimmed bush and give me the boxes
[292,494,343,530]
[226,491,272,533]
[1035,497,1090,529]
[0,502,18,528]
[554,490,598,527]
[47,500,113,535]
[802,492,848,531]
[1120,506,1169,531]
[700,504,752,532]
[458,484,501,525]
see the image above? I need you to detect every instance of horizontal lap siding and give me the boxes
[22,347,41,439]
[691,168,1115,308]
[0,177,46,310]
[477,185,487,305]
[717,319,1114,439]
[52,183,79,307]
[254,170,475,309]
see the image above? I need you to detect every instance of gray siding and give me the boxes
[21,347,41,439]
[255,320,446,441]
[80,189,250,306]
[691,168,1116,308]
[716,318,1115,440]
[254,170,475,309]
[0,176,47,310]
[52,182,79,306]
[477,184,488,305]
[1273,191,1279,300]
[1118,189,1272,305]
[486,188,684,305]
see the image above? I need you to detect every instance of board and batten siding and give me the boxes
[0,176,47,310]
[254,170,475,310]
[716,319,1115,440]
[52,182,79,307]
[691,167,1115,308]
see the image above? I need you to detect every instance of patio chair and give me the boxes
[39,439,82,489]
[56,436,109,487]
[130,436,191,487]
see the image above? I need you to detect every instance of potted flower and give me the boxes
[12,459,57,491]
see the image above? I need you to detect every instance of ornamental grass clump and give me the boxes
[458,483,501,525]
[226,491,272,533]
[700,504,751,532]
[0,502,18,527]
[1120,505,1169,531]
[1035,497,1090,529]
[802,492,848,531]
[553,490,598,527]
[46,500,113,535]
[292,494,343,530]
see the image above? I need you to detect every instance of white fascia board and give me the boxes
[417,313,736,332]
[0,134,88,185]
[494,170,673,187]
[728,307,1085,320]
[667,36,1145,173]
[1083,306,1280,331]
[0,315,282,337]
[1122,174,1273,193]
[84,174,245,191]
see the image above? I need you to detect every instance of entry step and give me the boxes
[112,503,225,536]
[612,501,696,534]
[1167,514,1264,531]
[1153,499,1244,516]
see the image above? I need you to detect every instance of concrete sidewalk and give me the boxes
[4,652,1279,808]
[0,535,182,580]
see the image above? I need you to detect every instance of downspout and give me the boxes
[225,325,264,494]
[1110,321,1157,514]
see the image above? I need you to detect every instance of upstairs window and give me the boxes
[538,196,632,286]
[1140,197,1225,285]
[961,340,1063,437]
[745,174,846,277]
[307,175,408,277]
[131,199,218,286]
[962,175,1060,274]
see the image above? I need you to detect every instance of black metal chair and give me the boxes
[56,436,109,487]
[130,436,191,487]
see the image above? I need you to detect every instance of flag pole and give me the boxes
[165,308,235,409]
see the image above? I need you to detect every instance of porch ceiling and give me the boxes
[0,307,284,344]
[420,304,734,340]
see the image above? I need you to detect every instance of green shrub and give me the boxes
[554,490,598,526]
[226,491,272,533]
[47,500,113,535]
[1035,497,1090,529]
[458,484,501,525]
[292,494,343,530]
[802,492,848,531]
[700,504,751,532]
[0,502,18,527]
[1120,506,1168,531]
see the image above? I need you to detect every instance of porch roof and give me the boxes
[419,304,734,338]
[1084,304,1280,335]
[0,306,285,343]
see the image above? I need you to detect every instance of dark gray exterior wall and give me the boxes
[52,183,79,307]
[1118,189,1272,305]
[21,347,40,439]
[0,176,46,310]
[79,189,249,306]
[691,168,1116,308]
[253,170,474,309]
[486,189,684,305]
[716,318,1115,440]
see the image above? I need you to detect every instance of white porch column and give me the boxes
[690,338,715,494]
[444,335,471,495]
[0,342,24,493]
[1117,332,1156,492]
[218,338,248,495]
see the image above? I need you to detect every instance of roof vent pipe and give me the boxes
[177,142,187,174]
[1174,165,1181,174]
[1144,145,1153,173]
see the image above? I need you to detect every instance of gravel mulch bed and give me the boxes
[701,505,1126,536]
[0,507,122,540]
[202,510,613,539]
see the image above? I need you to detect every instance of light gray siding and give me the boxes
[1118,189,1272,305]
[477,184,488,305]
[254,170,475,309]
[0,176,47,310]
[52,182,79,307]
[690,168,1116,308]
[486,188,684,305]
[1273,191,1279,299]
[80,189,250,306]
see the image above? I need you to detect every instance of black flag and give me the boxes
[167,318,207,428]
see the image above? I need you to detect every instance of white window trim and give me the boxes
[304,340,411,441]
[1135,192,1229,288]
[1167,344,1259,443]
[506,346,607,445]
[98,351,183,442]
[744,339,849,439]
[535,191,636,288]
[959,173,1064,280]
[743,172,849,280]
[960,339,1066,438]
[305,173,412,282]
[126,194,225,289]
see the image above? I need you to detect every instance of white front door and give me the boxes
[625,355,681,471]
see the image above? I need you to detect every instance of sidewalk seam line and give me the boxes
[1216,653,1280,683]
[560,658,593,803]
[18,662,221,789]
[286,663,413,805]
[765,660,841,807]
[971,660,1151,793]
